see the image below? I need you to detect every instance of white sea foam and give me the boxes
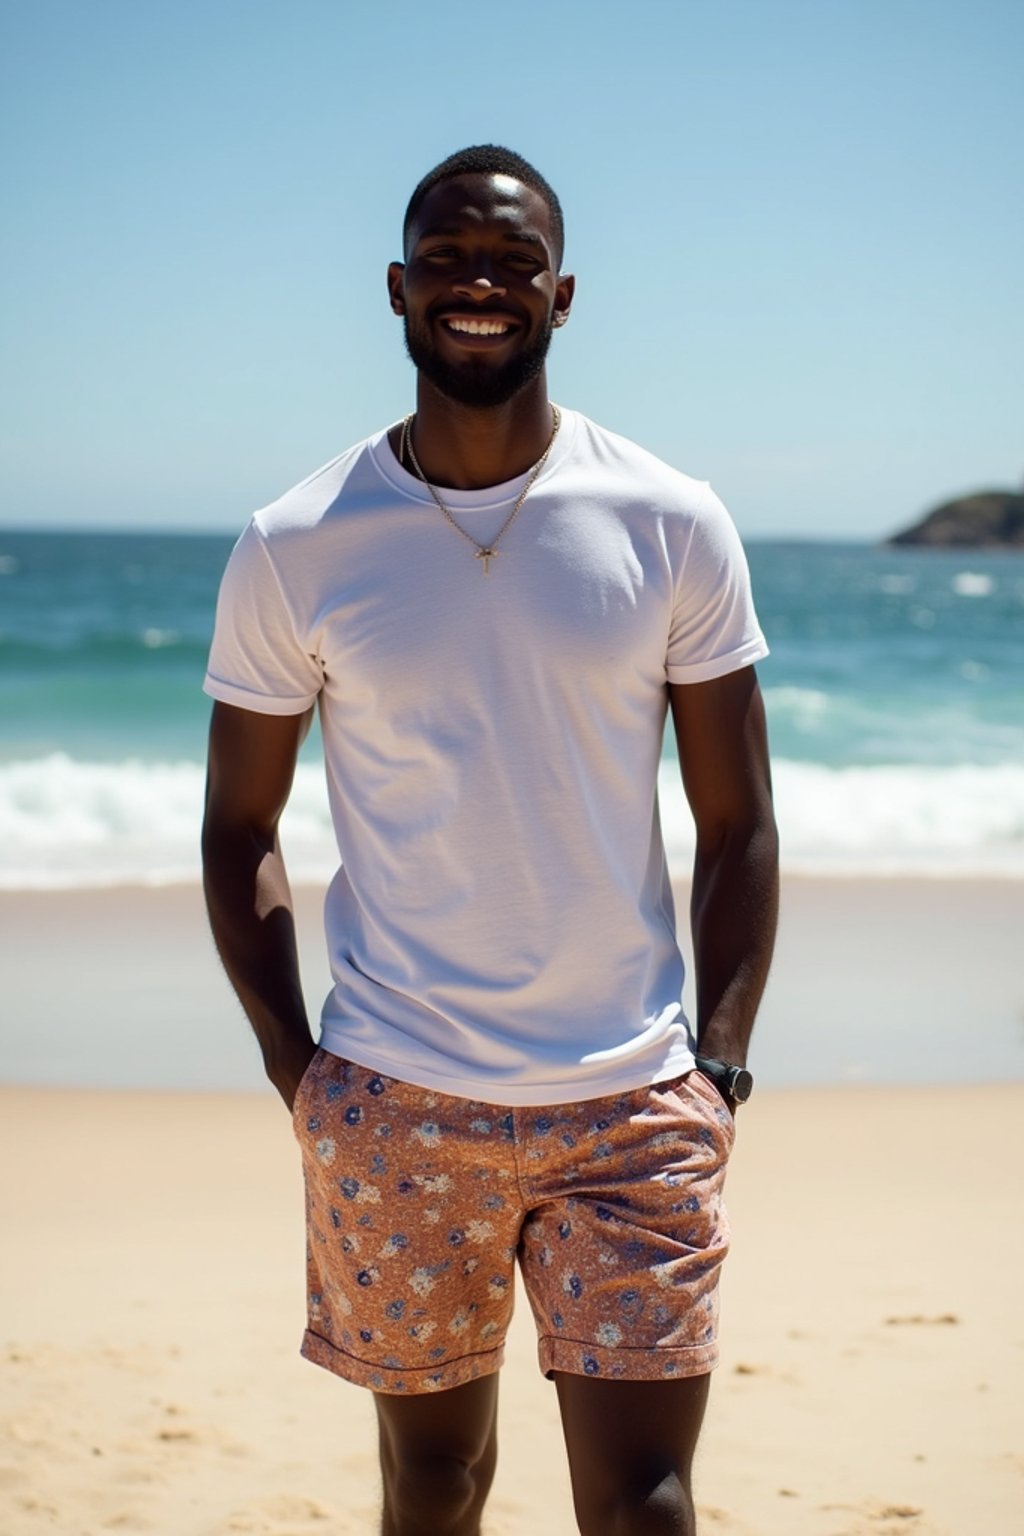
[951,571,995,597]
[0,754,1022,889]
[0,755,337,890]
[659,761,1024,877]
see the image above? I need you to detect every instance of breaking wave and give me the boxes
[1,754,1022,888]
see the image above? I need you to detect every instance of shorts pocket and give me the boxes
[685,1069,737,1149]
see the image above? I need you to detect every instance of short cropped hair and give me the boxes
[403,145,565,265]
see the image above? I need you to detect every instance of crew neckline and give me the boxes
[370,406,577,511]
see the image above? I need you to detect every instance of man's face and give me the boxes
[388,173,573,409]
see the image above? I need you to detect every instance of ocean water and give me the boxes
[1,530,1022,888]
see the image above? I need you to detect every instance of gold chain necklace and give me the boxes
[400,406,561,575]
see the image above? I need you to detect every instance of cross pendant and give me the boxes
[475,548,497,575]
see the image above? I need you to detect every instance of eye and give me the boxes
[504,251,542,271]
[421,245,460,262]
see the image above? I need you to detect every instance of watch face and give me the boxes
[729,1068,754,1103]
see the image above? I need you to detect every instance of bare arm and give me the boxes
[201,700,317,1110]
[669,666,779,1072]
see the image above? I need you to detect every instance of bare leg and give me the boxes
[375,1374,500,1536]
[554,1372,711,1536]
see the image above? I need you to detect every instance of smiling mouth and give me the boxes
[442,316,516,337]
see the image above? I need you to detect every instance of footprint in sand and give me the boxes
[821,1498,924,1531]
[226,1494,336,1531]
[884,1313,959,1327]
[730,1360,800,1386]
[15,1495,62,1517]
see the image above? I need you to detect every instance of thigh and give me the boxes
[555,1373,709,1534]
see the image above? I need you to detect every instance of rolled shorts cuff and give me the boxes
[537,1333,719,1382]
[300,1327,505,1396]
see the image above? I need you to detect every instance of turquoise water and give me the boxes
[1,530,1022,884]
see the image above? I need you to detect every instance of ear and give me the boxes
[551,271,575,329]
[387,261,406,315]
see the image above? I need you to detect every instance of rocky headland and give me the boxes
[887,489,1024,548]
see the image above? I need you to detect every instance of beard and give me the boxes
[403,312,554,408]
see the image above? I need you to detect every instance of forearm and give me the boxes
[202,821,315,1095]
[690,813,779,1064]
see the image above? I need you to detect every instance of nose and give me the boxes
[452,274,507,302]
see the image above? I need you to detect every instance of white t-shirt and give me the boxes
[204,408,768,1104]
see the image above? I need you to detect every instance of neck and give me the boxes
[400,376,555,491]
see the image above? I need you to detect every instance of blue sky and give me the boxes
[1,0,1020,538]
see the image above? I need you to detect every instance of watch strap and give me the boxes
[694,1054,753,1103]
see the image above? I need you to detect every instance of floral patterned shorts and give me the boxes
[293,1050,734,1395]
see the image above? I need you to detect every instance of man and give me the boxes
[202,145,778,1536]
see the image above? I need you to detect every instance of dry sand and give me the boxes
[2,880,1023,1533]
[3,1085,1021,1535]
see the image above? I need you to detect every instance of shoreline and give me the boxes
[2,875,1021,1092]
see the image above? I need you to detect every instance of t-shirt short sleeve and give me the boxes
[203,521,323,715]
[665,484,768,684]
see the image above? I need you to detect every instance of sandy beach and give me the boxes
[2,879,1023,1534]
[3,878,1021,1091]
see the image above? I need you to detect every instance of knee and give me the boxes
[574,1474,695,1536]
[382,1448,481,1535]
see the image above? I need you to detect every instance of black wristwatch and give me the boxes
[694,1055,754,1106]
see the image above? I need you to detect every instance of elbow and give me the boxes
[692,810,779,913]
[200,806,269,879]
[696,798,778,863]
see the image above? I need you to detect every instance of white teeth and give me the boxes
[447,318,510,336]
